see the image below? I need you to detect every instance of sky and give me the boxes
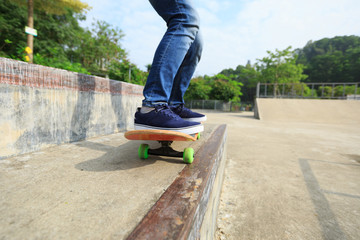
[80,0,360,76]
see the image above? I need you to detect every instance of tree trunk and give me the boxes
[27,0,34,63]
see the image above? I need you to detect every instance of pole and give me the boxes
[273,83,276,97]
[27,0,34,63]
[129,66,131,82]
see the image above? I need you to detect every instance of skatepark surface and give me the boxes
[1,99,360,239]
[255,98,360,124]
[0,123,220,239]
[214,102,360,239]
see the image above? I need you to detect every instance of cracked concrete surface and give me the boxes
[211,112,360,240]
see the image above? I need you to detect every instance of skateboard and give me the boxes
[124,129,200,164]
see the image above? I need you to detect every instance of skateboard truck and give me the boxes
[125,130,198,164]
[148,141,183,158]
[138,141,194,163]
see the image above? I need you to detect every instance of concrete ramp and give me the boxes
[254,98,360,124]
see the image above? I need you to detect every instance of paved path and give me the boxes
[209,111,360,240]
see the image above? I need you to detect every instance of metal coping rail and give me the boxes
[256,82,360,99]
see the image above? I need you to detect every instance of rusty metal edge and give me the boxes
[126,124,227,240]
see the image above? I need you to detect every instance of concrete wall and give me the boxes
[254,98,360,124]
[0,58,143,159]
[199,133,227,239]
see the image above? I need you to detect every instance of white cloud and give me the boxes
[82,0,164,69]
[194,0,360,75]
[82,0,360,76]
[197,8,220,25]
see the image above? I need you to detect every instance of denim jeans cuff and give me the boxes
[168,101,185,107]
[142,101,168,108]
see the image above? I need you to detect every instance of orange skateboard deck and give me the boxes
[125,129,198,141]
[124,129,199,163]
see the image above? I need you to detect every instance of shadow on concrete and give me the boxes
[344,154,360,164]
[70,74,135,142]
[110,80,128,132]
[74,140,184,172]
[309,158,360,167]
[70,74,96,142]
[13,74,98,154]
[298,158,347,240]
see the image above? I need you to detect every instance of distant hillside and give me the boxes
[296,35,360,83]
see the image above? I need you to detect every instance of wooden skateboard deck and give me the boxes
[124,129,199,164]
[124,129,197,141]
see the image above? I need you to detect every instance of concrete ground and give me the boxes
[210,111,360,240]
[1,110,359,240]
[0,125,216,240]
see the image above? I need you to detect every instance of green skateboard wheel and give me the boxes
[183,148,194,164]
[197,132,201,140]
[138,144,149,159]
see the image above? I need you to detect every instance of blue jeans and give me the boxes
[142,0,203,107]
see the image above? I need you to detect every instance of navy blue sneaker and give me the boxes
[170,104,207,122]
[134,105,203,134]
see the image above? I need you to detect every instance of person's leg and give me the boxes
[142,0,201,107]
[168,30,207,122]
[168,31,203,106]
[134,0,203,134]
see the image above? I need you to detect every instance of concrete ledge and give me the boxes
[0,57,143,159]
[0,123,226,239]
[126,124,227,240]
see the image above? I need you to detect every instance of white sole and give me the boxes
[183,116,207,122]
[134,123,204,135]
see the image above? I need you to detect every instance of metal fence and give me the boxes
[185,100,253,112]
[256,82,360,99]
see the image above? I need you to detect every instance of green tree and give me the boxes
[306,51,344,83]
[220,63,259,102]
[1,0,149,80]
[0,0,27,57]
[0,0,89,66]
[184,76,212,100]
[80,20,126,76]
[255,46,307,84]
[297,36,360,83]
[209,74,243,102]
[31,8,90,73]
[33,47,89,74]
[11,0,90,62]
[108,59,147,85]
[238,64,259,101]
[317,86,333,98]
